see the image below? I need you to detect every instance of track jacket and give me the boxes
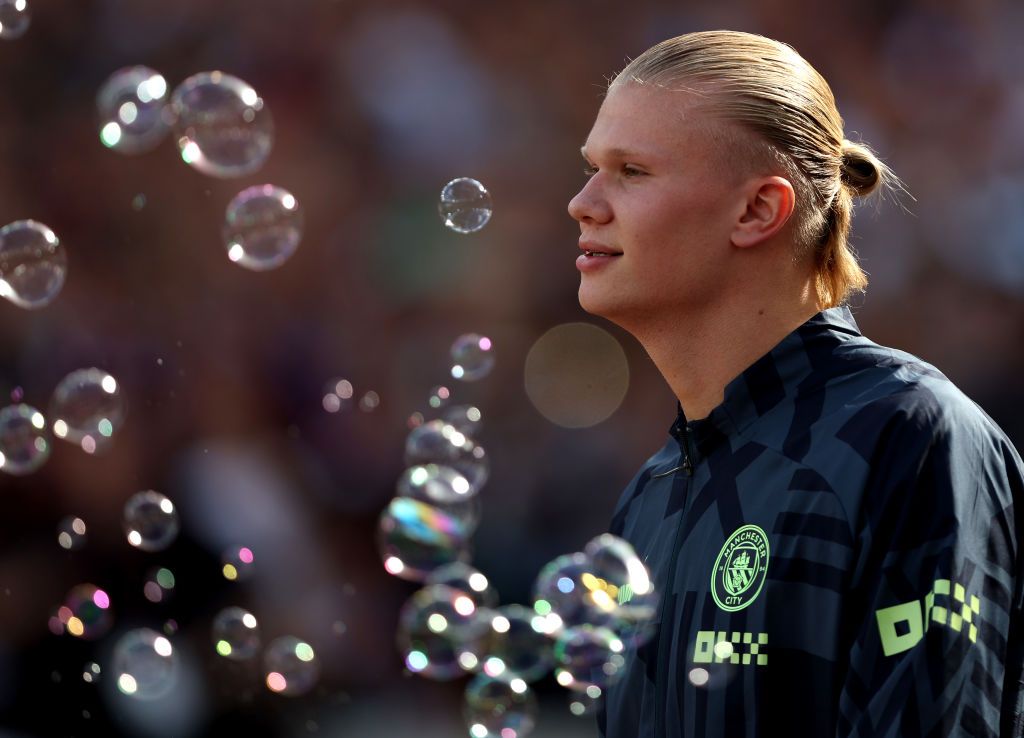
[600,306,1024,737]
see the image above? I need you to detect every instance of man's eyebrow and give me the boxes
[580,145,650,160]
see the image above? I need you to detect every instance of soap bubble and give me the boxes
[57,516,87,550]
[97,66,173,154]
[377,497,470,582]
[438,177,492,234]
[479,605,556,683]
[264,636,319,696]
[427,385,451,410]
[584,534,658,645]
[442,405,483,437]
[396,464,480,530]
[223,184,303,270]
[142,567,175,604]
[404,420,489,493]
[321,378,354,413]
[113,628,178,700]
[531,552,597,631]
[425,562,497,609]
[398,584,491,681]
[171,71,273,178]
[0,403,49,475]
[221,545,255,581]
[553,626,625,692]
[59,584,113,640]
[358,391,380,412]
[212,607,260,660]
[123,491,180,552]
[450,334,494,382]
[0,220,67,309]
[0,0,30,41]
[568,685,603,717]
[463,673,537,738]
[49,368,126,453]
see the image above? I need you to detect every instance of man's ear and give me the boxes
[731,176,796,249]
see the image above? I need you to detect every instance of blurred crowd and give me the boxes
[0,0,1022,735]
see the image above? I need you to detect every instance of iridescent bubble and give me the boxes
[49,368,126,453]
[442,405,483,437]
[82,662,102,684]
[221,545,255,582]
[584,534,658,645]
[171,71,274,178]
[396,464,480,530]
[321,378,354,413]
[0,403,50,475]
[397,584,491,681]
[264,636,319,696]
[404,420,489,493]
[463,673,537,738]
[0,220,66,309]
[212,606,260,661]
[0,0,30,41]
[479,605,556,684]
[568,685,603,717]
[142,567,175,604]
[57,516,87,550]
[531,552,599,631]
[223,184,302,270]
[438,177,492,234]
[113,628,178,700]
[450,334,494,382]
[425,562,497,609]
[123,490,180,552]
[97,66,174,154]
[552,626,625,692]
[59,584,113,640]
[377,497,470,582]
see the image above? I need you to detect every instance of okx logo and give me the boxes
[711,524,770,612]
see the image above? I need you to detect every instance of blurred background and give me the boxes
[0,0,1022,735]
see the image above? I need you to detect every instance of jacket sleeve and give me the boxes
[836,410,1023,738]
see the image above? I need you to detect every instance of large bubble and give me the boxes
[0,220,67,309]
[223,184,303,270]
[113,628,178,700]
[479,605,556,684]
[123,491,180,552]
[398,584,491,680]
[59,584,113,639]
[377,497,471,582]
[439,177,492,234]
[171,71,273,178]
[463,673,537,738]
[212,607,260,661]
[264,636,319,696]
[450,334,495,382]
[0,0,30,40]
[404,420,489,493]
[49,368,126,454]
[97,66,173,154]
[0,403,49,475]
[553,625,625,692]
[396,464,480,530]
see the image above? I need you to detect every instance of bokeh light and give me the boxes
[449,334,495,382]
[404,420,489,493]
[212,606,260,660]
[112,628,178,700]
[425,562,498,609]
[478,605,555,683]
[142,567,175,604]
[263,636,319,696]
[96,66,173,154]
[57,515,87,550]
[59,584,113,640]
[0,403,50,475]
[0,0,29,40]
[397,584,491,681]
[49,368,126,453]
[463,673,537,738]
[220,545,255,582]
[122,491,180,552]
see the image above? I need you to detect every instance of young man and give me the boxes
[569,30,1023,737]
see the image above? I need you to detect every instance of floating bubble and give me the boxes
[221,545,255,581]
[396,464,480,530]
[553,626,625,692]
[49,368,126,453]
[568,685,603,717]
[524,323,629,429]
[479,605,555,684]
[450,334,494,382]
[428,386,451,410]
[59,584,113,640]
[223,184,303,270]
[438,177,492,234]
[171,71,274,178]
[212,606,260,661]
[97,66,173,154]
[0,220,66,309]
[0,0,30,41]
[584,534,657,645]
[464,673,537,738]
[321,378,354,413]
[358,391,380,412]
[264,636,319,696]
[123,490,180,552]
[142,567,175,604]
[82,662,102,684]
[0,403,50,475]
[531,552,598,631]
[377,497,470,582]
[57,516,87,550]
[404,420,489,493]
[398,584,491,681]
[442,405,483,437]
[113,628,178,700]
[425,562,497,609]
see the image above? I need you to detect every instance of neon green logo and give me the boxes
[711,525,769,612]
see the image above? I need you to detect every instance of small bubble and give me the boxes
[438,177,492,234]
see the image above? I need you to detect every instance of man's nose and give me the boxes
[568,177,612,224]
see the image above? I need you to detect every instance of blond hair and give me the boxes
[613,31,902,308]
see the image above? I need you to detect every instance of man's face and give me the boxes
[568,83,745,326]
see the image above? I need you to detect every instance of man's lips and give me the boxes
[578,241,623,257]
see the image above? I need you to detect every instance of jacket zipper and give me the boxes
[654,427,694,738]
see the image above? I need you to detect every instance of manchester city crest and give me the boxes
[711,524,770,612]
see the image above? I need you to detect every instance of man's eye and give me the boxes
[623,166,644,177]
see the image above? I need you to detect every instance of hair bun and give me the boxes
[840,140,883,197]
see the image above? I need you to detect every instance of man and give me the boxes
[568,30,1023,737]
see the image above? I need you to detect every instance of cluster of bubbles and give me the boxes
[377,336,655,737]
[321,377,382,414]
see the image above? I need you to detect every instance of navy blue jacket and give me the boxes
[600,307,1024,737]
